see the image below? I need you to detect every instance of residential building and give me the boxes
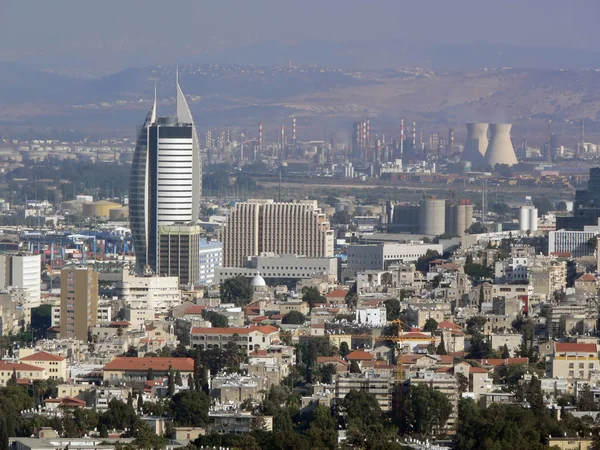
[206,411,273,434]
[335,372,394,412]
[19,351,67,381]
[0,361,45,386]
[220,200,334,268]
[199,239,223,285]
[211,373,267,407]
[546,342,600,379]
[129,75,201,273]
[117,270,181,314]
[0,252,41,320]
[102,357,194,382]
[190,325,280,353]
[547,296,598,337]
[356,306,387,326]
[158,223,201,286]
[60,266,98,341]
[406,370,459,434]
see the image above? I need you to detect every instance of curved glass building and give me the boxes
[130,74,201,273]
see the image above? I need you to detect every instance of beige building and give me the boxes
[60,266,98,341]
[102,357,194,382]
[0,361,46,386]
[158,224,201,286]
[220,200,334,267]
[20,351,67,381]
[335,372,394,412]
[407,370,458,435]
[546,342,600,380]
[190,325,280,354]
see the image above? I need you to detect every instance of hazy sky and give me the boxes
[2,0,600,72]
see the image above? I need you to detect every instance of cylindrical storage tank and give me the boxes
[455,204,466,238]
[529,208,538,231]
[419,198,446,235]
[461,123,489,165]
[464,204,474,235]
[485,123,518,167]
[519,207,530,231]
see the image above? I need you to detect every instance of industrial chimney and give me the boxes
[461,123,488,165]
[485,123,518,167]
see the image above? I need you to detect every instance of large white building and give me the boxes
[215,253,338,284]
[549,230,598,258]
[220,200,334,267]
[0,252,41,319]
[346,242,443,277]
[117,271,181,314]
[199,239,223,285]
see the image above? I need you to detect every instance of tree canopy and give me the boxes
[220,275,253,306]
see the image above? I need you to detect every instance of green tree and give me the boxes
[456,372,470,395]
[533,197,554,215]
[578,384,596,411]
[416,249,441,273]
[201,310,229,328]
[220,275,253,306]
[7,369,16,387]
[282,311,306,325]
[146,368,154,381]
[167,366,175,397]
[401,384,452,438]
[437,335,447,355]
[302,286,326,310]
[279,330,293,346]
[349,360,361,373]
[306,405,337,449]
[137,390,144,413]
[319,364,337,384]
[174,370,182,386]
[169,390,210,427]
[384,298,401,321]
[556,201,568,211]
[345,283,359,310]
[0,414,8,450]
[331,210,351,225]
[423,318,438,332]
[339,341,351,358]
[501,344,510,359]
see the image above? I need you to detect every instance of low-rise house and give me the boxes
[546,342,599,380]
[102,357,194,382]
[0,361,46,386]
[190,325,280,354]
[19,351,67,381]
[206,411,273,434]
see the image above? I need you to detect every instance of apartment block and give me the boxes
[190,325,280,354]
[60,266,98,341]
[546,342,600,380]
[158,223,201,286]
[220,200,334,268]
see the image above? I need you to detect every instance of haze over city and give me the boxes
[2,2,600,450]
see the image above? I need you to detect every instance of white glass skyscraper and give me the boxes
[130,73,201,272]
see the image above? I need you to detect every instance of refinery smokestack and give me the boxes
[485,123,518,167]
[281,124,285,149]
[258,121,263,149]
[292,116,296,142]
[400,118,404,156]
[461,123,488,165]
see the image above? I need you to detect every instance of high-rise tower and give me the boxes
[130,72,201,273]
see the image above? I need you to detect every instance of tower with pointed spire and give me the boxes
[129,68,202,273]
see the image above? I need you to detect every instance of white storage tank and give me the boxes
[519,206,530,231]
[529,207,538,231]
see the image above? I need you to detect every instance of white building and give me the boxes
[199,239,223,285]
[549,230,598,258]
[355,306,387,326]
[117,271,181,314]
[0,252,41,320]
[215,254,338,284]
[346,242,443,276]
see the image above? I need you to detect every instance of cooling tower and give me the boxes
[460,123,488,165]
[485,123,518,167]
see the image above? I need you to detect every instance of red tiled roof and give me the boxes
[555,343,598,353]
[20,351,66,362]
[251,316,268,322]
[316,356,348,366]
[361,299,383,307]
[327,289,347,298]
[103,357,194,372]
[480,357,529,366]
[438,355,454,365]
[184,306,206,315]
[470,366,491,374]
[110,321,131,327]
[0,361,44,372]
[577,273,597,282]
[191,325,278,335]
[45,396,86,407]
[270,314,284,320]
[438,320,463,331]
[400,332,432,339]
[251,350,268,357]
[346,350,375,361]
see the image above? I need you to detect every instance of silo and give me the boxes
[519,206,530,231]
[464,203,474,235]
[529,208,538,231]
[419,198,446,235]
[485,123,518,167]
[461,123,489,165]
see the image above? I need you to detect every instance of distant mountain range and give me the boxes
[2,56,600,137]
